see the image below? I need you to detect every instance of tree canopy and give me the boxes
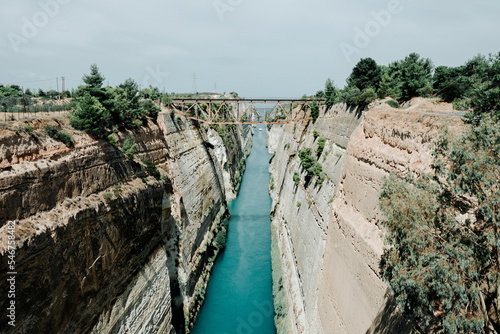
[347,57,382,92]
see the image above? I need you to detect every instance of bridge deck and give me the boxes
[169,98,324,124]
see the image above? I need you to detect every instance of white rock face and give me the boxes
[91,247,175,334]
[269,103,464,333]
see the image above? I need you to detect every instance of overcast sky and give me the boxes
[1,0,499,97]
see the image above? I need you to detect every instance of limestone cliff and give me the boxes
[0,111,252,333]
[268,99,464,334]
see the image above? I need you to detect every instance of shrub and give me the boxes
[45,125,74,148]
[103,192,113,204]
[143,160,161,179]
[162,95,173,106]
[310,101,320,123]
[316,137,326,157]
[107,133,118,145]
[452,98,471,111]
[122,134,135,160]
[298,148,314,170]
[386,100,399,108]
[141,99,161,120]
[293,172,300,186]
[379,117,500,333]
[313,130,319,139]
[23,124,34,133]
[296,202,301,208]
[112,185,122,198]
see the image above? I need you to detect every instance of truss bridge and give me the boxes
[170,98,325,125]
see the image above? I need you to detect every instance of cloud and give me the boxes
[0,0,499,96]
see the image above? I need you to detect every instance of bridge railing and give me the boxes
[169,98,324,125]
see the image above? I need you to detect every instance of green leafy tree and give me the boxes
[379,117,500,333]
[140,99,160,121]
[395,53,434,100]
[469,53,500,117]
[347,57,382,92]
[433,65,470,102]
[69,93,111,135]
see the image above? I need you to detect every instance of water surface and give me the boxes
[191,124,275,334]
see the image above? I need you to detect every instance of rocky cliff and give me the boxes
[268,99,464,334]
[0,110,252,333]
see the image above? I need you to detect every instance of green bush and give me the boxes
[112,185,122,198]
[296,201,301,208]
[103,192,113,204]
[313,130,319,139]
[293,172,300,186]
[162,95,173,106]
[45,125,74,148]
[379,117,500,333]
[309,101,320,123]
[140,99,160,120]
[23,124,34,133]
[386,100,399,108]
[107,133,118,145]
[316,137,326,157]
[143,160,161,179]
[122,134,136,160]
[298,148,314,170]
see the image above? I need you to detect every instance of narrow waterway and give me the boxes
[191,124,276,334]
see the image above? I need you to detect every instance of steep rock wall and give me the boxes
[0,112,252,333]
[268,101,464,333]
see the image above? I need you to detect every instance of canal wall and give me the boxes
[0,109,252,333]
[267,100,465,333]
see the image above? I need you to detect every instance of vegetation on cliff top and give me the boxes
[379,114,500,333]
[69,64,161,136]
[315,52,499,115]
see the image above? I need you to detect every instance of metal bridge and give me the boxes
[170,98,325,125]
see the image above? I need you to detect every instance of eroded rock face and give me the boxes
[268,102,464,334]
[0,112,252,334]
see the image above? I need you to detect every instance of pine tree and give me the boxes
[69,94,111,135]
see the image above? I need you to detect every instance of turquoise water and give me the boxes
[191,125,276,334]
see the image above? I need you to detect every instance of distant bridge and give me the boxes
[170,98,325,125]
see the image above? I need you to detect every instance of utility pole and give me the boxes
[56,77,59,97]
[22,87,27,117]
[192,72,197,96]
[61,76,65,98]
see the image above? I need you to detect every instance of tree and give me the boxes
[309,100,320,123]
[469,53,500,117]
[324,78,338,109]
[83,64,105,88]
[113,78,142,128]
[76,64,114,111]
[69,93,111,135]
[346,57,382,92]
[433,66,469,102]
[377,68,398,99]
[379,117,500,333]
[395,53,434,100]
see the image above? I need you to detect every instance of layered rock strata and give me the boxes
[0,111,252,334]
[268,101,464,334]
